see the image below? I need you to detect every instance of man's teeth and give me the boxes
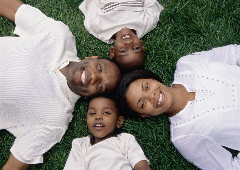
[81,70,86,84]
[158,93,163,105]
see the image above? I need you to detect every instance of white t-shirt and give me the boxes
[170,45,240,170]
[79,0,164,44]
[64,133,150,170]
[0,4,80,164]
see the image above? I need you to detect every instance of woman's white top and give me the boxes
[79,0,164,44]
[170,44,240,170]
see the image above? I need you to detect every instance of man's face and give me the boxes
[66,58,121,97]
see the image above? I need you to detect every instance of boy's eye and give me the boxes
[133,47,140,50]
[88,112,95,115]
[103,112,111,115]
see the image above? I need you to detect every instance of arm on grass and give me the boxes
[0,0,23,22]
[2,154,30,170]
[134,160,151,170]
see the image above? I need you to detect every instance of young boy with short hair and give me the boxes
[79,0,164,73]
[64,94,151,170]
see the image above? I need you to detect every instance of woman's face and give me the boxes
[125,78,173,117]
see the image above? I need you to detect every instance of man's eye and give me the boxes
[103,112,111,115]
[133,47,140,50]
[98,64,102,72]
[98,83,103,92]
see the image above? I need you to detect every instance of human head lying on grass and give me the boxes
[110,27,146,73]
[64,94,151,170]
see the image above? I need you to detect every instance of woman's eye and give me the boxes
[103,112,111,115]
[141,101,145,108]
[145,83,149,90]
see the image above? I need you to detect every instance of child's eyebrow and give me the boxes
[88,107,95,110]
[102,107,114,110]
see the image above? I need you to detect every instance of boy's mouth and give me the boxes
[122,33,132,39]
[94,123,105,130]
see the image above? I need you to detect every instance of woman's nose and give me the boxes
[143,90,156,101]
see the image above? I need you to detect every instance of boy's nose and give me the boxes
[124,39,133,45]
[95,115,103,120]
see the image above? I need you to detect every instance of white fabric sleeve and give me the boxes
[181,44,240,66]
[123,134,150,167]
[79,0,100,39]
[173,135,240,170]
[10,125,66,164]
[140,0,164,37]
[14,4,70,38]
[64,139,86,170]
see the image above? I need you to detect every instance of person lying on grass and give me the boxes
[64,94,151,170]
[116,45,240,170]
[79,0,164,73]
[0,0,121,169]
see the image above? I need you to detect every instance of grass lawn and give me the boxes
[0,0,239,169]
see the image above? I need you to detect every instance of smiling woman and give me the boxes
[116,45,240,170]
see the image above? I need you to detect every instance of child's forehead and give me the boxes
[89,97,117,108]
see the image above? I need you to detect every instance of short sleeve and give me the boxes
[122,134,150,167]
[10,125,66,164]
[64,139,86,170]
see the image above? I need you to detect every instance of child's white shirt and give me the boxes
[64,133,149,170]
[79,0,164,44]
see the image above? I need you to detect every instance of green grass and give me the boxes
[0,0,239,169]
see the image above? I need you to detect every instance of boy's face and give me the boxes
[66,58,121,97]
[110,28,145,71]
[87,97,124,144]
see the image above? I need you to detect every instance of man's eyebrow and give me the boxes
[103,63,107,73]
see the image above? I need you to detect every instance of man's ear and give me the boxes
[139,114,150,118]
[85,56,99,59]
[110,46,115,59]
[117,116,124,128]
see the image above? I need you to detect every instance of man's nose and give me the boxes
[90,71,100,85]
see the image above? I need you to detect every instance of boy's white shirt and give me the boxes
[64,133,149,170]
[79,0,164,44]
